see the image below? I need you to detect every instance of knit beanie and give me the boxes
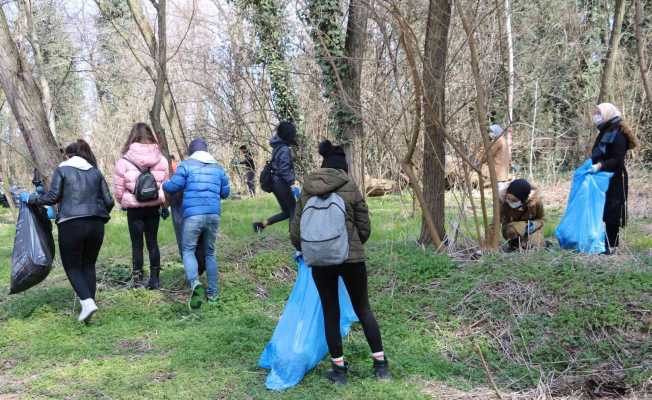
[188,138,208,155]
[318,140,348,172]
[507,179,532,203]
[277,121,297,145]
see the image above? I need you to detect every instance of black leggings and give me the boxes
[267,180,296,226]
[127,207,161,271]
[606,223,620,249]
[58,218,105,300]
[312,262,384,358]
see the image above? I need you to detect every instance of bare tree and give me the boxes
[420,0,451,245]
[598,0,627,104]
[634,0,652,109]
[0,6,61,183]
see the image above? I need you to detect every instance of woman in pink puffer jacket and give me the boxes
[113,123,169,289]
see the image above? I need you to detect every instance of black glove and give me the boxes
[160,208,170,220]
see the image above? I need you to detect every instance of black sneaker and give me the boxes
[373,358,391,380]
[252,222,265,233]
[327,361,348,385]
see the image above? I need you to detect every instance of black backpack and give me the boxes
[259,161,275,193]
[123,157,160,202]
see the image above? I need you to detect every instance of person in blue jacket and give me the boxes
[163,138,230,309]
[253,121,299,232]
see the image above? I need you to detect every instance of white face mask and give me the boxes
[507,200,522,209]
[592,114,603,126]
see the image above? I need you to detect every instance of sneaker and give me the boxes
[252,222,265,233]
[326,361,348,385]
[373,358,391,380]
[78,298,98,323]
[188,283,206,310]
[207,296,218,305]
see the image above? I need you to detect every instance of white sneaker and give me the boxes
[78,298,98,322]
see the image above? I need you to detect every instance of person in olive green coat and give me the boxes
[290,140,389,385]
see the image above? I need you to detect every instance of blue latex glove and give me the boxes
[160,208,170,220]
[19,192,30,203]
[526,220,537,235]
[291,186,301,199]
[46,206,56,220]
[35,185,45,194]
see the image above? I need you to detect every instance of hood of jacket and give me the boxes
[123,143,163,169]
[303,168,349,196]
[269,135,289,148]
[190,151,218,164]
[59,156,93,171]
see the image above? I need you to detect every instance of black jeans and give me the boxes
[58,217,105,300]
[246,170,256,196]
[127,206,161,271]
[312,262,384,358]
[267,180,296,226]
[606,223,620,249]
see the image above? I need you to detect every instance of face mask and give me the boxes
[507,200,522,209]
[592,114,603,126]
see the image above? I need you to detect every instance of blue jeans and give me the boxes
[182,214,220,297]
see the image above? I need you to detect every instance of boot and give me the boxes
[131,268,144,288]
[373,358,391,380]
[252,222,265,233]
[78,298,98,323]
[147,266,160,290]
[326,361,348,385]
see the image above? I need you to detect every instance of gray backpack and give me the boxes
[300,193,349,266]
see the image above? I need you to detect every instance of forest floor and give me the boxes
[0,183,650,399]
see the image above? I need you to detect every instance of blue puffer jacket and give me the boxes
[270,135,296,186]
[163,151,230,218]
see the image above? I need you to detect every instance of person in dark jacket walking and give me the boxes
[20,140,114,322]
[163,138,230,309]
[590,103,637,253]
[253,121,298,232]
[239,145,256,196]
[290,140,389,385]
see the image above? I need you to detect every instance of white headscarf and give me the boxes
[597,103,622,121]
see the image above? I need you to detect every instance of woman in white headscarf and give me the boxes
[590,103,638,253]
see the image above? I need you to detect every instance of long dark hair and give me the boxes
[65,139,98,167]
[122,122,158,154]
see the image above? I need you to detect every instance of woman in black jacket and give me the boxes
[253,121,298,232]
[22,140,114,322]
[590,103,638,253]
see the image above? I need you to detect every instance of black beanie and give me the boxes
[277,121,297,145]
[319,140,348,172]
[507,179,532,203]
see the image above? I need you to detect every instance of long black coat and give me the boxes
[591,119,630,227]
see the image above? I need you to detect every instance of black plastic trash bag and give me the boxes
[10,203,55,294]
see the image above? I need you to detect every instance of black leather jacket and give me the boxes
[29,163,114,224]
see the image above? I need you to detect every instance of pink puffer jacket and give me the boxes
[113,143,169,209]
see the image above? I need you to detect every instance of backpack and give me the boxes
[123,157,160,202]
[300,193,349,266]
[259,161,275,193]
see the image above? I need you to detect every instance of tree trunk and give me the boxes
[504,0,515,123]
[0,7,61,184]
[340,0,370,188]
[634,0,652,109]
[598,0,627,104]
[419,0,451,245]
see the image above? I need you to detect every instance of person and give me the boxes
[20,140,114,322]
[589,103,637,253]
[290,140,389,385]
[253,121,298,232]
[500,179,545,251]
[163,138,230,309]
[487,124,512,192]
[239,145,256,196]
[113,123,170,289]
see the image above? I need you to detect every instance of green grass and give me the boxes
[0,195,650,399]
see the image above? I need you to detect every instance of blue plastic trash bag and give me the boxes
[259,254,358,391]
[556,159,613,254]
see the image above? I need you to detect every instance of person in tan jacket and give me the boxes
[290,140,389,384]
[500,179,545,251]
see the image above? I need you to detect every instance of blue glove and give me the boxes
[160,208,170,220]
[291,186,301,199]
[526,220,538,235]
[35,185,45,194]
[19,192,30,203]
[46,206,56,220]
